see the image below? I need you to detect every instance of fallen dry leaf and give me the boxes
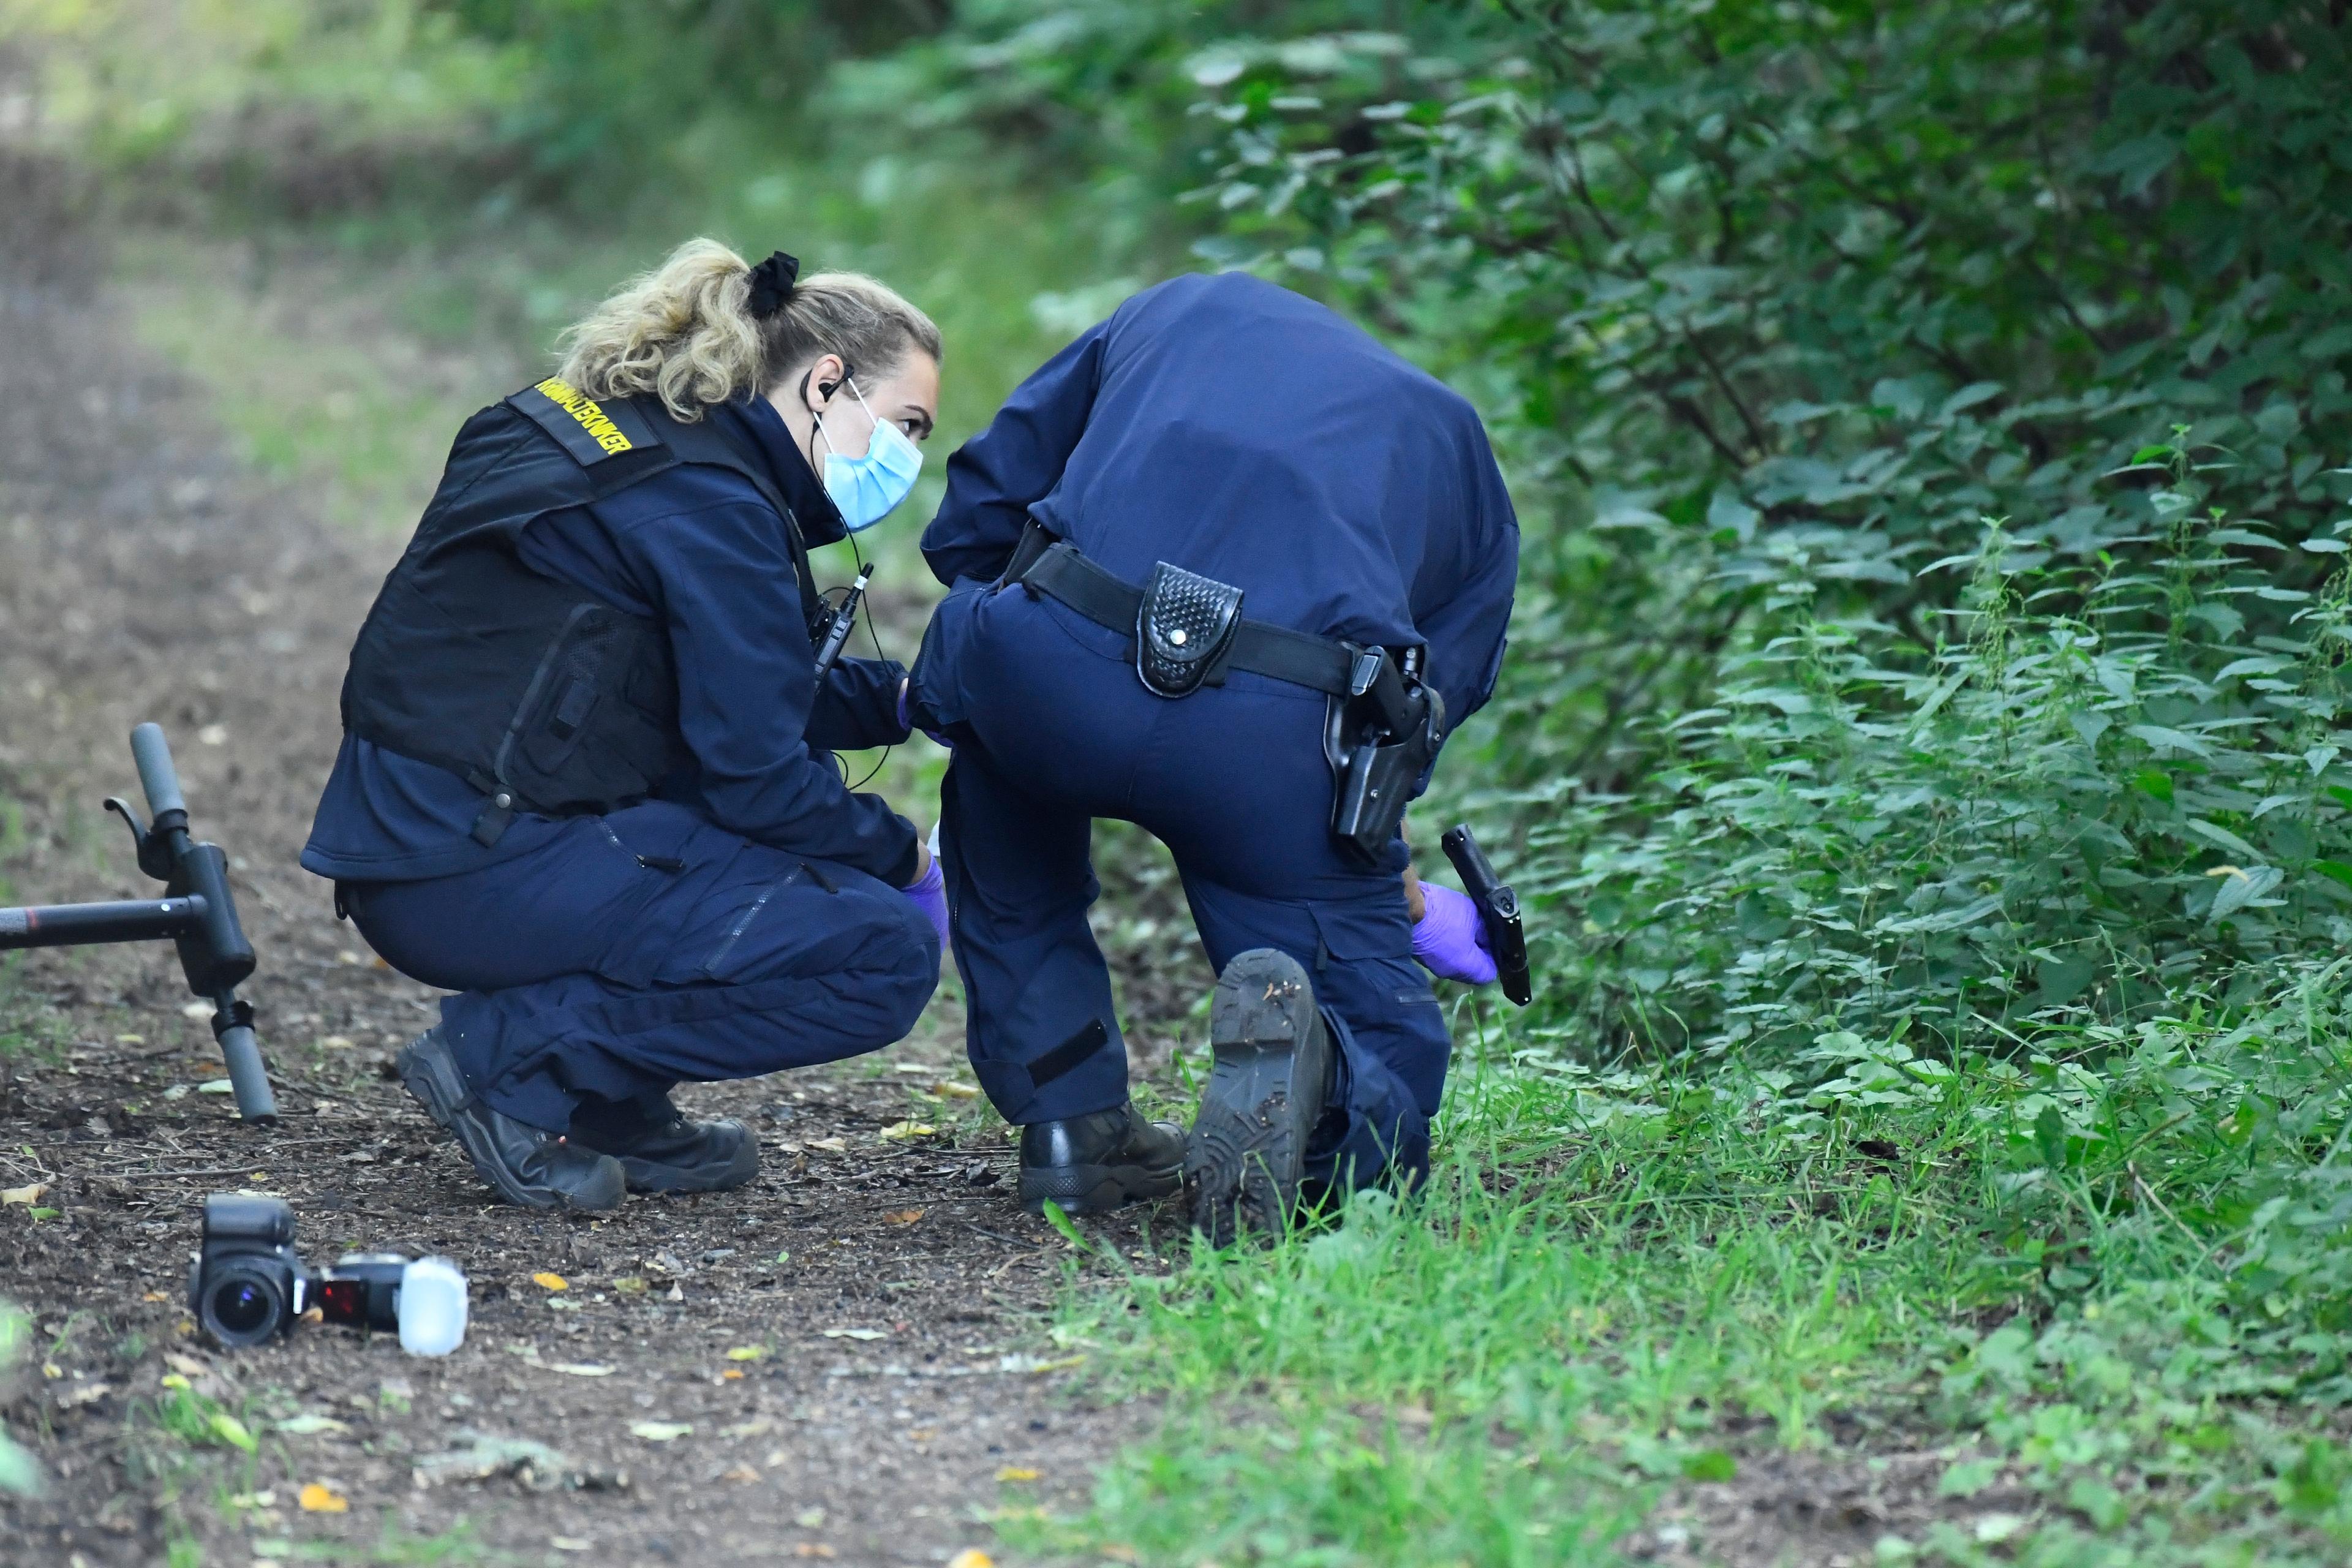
[820,1327,885,1341]
[807,1136,848,1153]
[630,1421,692,1442]
[318,1035,355,1050]
[545,1363,614,1378]
[791,1547,836,1560]
[612,1276,648,1295]
[725,1344,768,1362]
[933,1081,981,1099]
[276,1414,349,1435]
[54,1381,111,1408]
[722,1464,760,1483]
[2,1183,45,1206]
[948,1552,996,1568]
[721,1369,744,1381]
[878,1120,938,1141]
[298,1483,349,1513]
[532,1272,569,1292]
[996,1466,1042,1483]
[881,1207,926,1226]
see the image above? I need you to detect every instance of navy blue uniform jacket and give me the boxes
[919,272,1518,728]
[304,396,918,888]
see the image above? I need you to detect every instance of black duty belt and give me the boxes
[1003,520,1385,702]
[999,519,1441,865]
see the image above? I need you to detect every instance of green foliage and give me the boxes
[1534,437,2352,1055]
[1188,0,2352,786]
[431,0,944,178]
[0,1303,38,1498]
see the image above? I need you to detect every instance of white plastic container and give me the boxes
[396,1257,469,1356]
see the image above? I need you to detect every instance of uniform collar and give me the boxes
[710,395,849,549]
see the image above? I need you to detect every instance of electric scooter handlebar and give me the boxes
[131,720,189,820]
[0,724,276,1120]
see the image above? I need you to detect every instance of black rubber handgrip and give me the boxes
[130,722,187,820]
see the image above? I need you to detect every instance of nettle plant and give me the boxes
[1528,439,2352,1061]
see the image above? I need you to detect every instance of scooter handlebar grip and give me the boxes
[217,1020,277,1121]
[130,723,188,820]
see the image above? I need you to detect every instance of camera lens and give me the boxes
[200,1265,288,1348]
[214,1280,271,1335]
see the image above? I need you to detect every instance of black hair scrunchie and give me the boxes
[747,250,801,320]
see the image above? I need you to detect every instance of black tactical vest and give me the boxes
[338,377,823,845]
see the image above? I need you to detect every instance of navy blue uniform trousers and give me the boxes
[343,799,939,1134]
[919,580,1451,1188]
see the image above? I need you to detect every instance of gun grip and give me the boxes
[1441,824,1533,1008]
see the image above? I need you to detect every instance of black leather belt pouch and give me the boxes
[1136,562,1244,697]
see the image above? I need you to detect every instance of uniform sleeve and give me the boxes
[920,319,1110,586]
[807,654,912,754]
[621,500,921,886]
[1415,432,1520,729]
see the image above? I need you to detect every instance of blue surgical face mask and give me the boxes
[816,380,922,532]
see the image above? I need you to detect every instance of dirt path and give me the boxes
[0,156,1160,1567]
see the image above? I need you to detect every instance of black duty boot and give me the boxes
[1018,1102,1186,1216]
[1186,948,1333,1245]
[395,1028,625,1212]
[568,1096,759,1194]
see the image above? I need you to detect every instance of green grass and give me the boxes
[1008,973,2352,1566]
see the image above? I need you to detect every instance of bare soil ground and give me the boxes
[0,154,1169,1568]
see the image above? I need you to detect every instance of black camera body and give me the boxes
[189,1194,307,1348]
[190,1196,421,1348]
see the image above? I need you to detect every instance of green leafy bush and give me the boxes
[1528,439,2352,1057]
[1186,0,2352,787]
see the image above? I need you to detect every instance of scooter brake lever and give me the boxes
[104,796,173,881]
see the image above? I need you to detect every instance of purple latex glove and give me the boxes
[896,682,951,749]
[1412,882,1497,985]
[903,853,949,951]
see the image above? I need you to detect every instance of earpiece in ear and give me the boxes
[817,378,841,400]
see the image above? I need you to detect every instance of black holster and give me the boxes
[1323,650,1443,867]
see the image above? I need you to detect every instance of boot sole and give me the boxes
[395,1033,624,1212]
[1019,1156,1182,1218]
[1186,949,1331,1245]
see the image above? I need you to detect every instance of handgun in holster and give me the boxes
[1441,823,1532,1006]
[1324,646,1444,867]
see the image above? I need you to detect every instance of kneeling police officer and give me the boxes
[910,273,1517,1237]
[304,239,950,1211]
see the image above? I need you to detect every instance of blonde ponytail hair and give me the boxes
[555,238,941,423]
